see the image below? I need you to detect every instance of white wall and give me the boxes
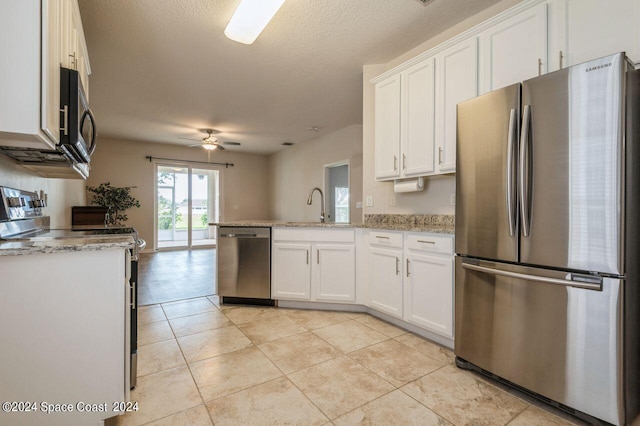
[269,124,363,223]
[362,0,523,216]
[0,154,86,227]
[87,137,271,247]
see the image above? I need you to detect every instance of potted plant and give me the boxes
[86,182,141,226]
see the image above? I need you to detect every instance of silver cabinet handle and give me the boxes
[375,235,390,240]
[317,249,319,264]
[461,261,602,291]
[406,258,410,277]
[519,104,532,237]
[130,280,136,309]
[506,108,517,237]
[559,51,564,69]
[59,105,68,136]
[417,240,435,244]
[438,147,443,165]
[395,257,400,275]
[538,58,542,75]
[402,154,406,170]
[393,155,398,171]
[70,52,77,69]
[306,249,309,265]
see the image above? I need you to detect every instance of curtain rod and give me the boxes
[145,156,234,168]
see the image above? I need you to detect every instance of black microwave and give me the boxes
[60,67,97,164]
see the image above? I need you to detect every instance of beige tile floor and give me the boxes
[108,296,585,426]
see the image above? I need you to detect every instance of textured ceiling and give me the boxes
[78,0,502,154]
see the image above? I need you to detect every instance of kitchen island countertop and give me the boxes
[0,235,135,256]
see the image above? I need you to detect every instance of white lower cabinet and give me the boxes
[271,228,356,303]
[404,253,454,338]
[366,231,455,337]
[369,247,404,319]
[315,244,356,302]
[272,243,311,300]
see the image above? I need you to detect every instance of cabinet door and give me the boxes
[435,38,478,173]
[404,253,453,338]
[563,0,640,67]
[374,75,402,180]
[41,0,61,145]
[314,244,356,302]
[401,58,435,177]
[480,2,548,93]
[272,243,311,300]
[369,247,403,319]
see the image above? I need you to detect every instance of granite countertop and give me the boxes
[0,235,135,257]
[212,220,454,234]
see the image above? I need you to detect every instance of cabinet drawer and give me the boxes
[406,233,453,254]
[369,230,403,248]
[273,228,355,243]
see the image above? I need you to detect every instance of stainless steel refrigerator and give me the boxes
[455,52,640,425]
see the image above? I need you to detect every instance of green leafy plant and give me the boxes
[157,195,182,230]
[86,182,141,226]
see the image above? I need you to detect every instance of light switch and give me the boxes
[365,196,374,207]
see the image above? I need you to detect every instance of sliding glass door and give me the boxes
[156,163,220,250]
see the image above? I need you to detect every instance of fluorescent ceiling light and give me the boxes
[224,0,286,45]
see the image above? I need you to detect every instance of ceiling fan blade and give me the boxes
[188,144,202,148]
[179,137,202,142]
[222,141,241,146]
[216,144,226,151]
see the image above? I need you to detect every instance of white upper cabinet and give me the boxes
[374,75,402,180]
[560,0,640,67]
[434,38,478,173]
[401,58,436,177]
[0,0,90,151]
[0,1,59,150]
[479,2,548,93]
[61,0,91,98]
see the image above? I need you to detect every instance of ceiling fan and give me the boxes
[179,129,241,151]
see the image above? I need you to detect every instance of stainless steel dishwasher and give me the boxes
[217,227,273,305]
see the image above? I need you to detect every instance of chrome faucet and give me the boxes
[306,187,325,223]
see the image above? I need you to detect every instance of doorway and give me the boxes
[155,163,221,250]
[324,160,350,223]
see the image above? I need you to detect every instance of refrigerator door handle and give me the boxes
[519,104,531,237]
[506,108,517,237]
[461,261,602,291]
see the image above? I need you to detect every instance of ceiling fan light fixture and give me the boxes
[224,0,286,45]
[202,143,217,151]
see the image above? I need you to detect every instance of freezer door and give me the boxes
[520,53,624,275]
[455,84,520,262]
[455,257,622,425]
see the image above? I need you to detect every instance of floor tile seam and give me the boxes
[504,403,533,425]
[343,352,402,390]
[169,333,208,410]
[160,295,217,309]
[391,336,456,365]
[185,342,259,369]
[168,320,232,339]
[307,328,353,354]
[256,337,343,377]
[173,321,239,346]
[199,375,286,406]
[396,384,459,426]
[162,307,219,321]
[277,369,339,423]
[137,403,209,426]
[330,388,399,422]
[352,319,399,341]
[353,315,409,338]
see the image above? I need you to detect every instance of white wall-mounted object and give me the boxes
[224,0,286,45]
[393,177,424,193]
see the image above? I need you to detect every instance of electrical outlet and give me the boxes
[390,196,396,207]
[450,194,456,206]
[355,201,363,209]
[365,196,374,207]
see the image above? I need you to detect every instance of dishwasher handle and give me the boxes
[218,228,271,239]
